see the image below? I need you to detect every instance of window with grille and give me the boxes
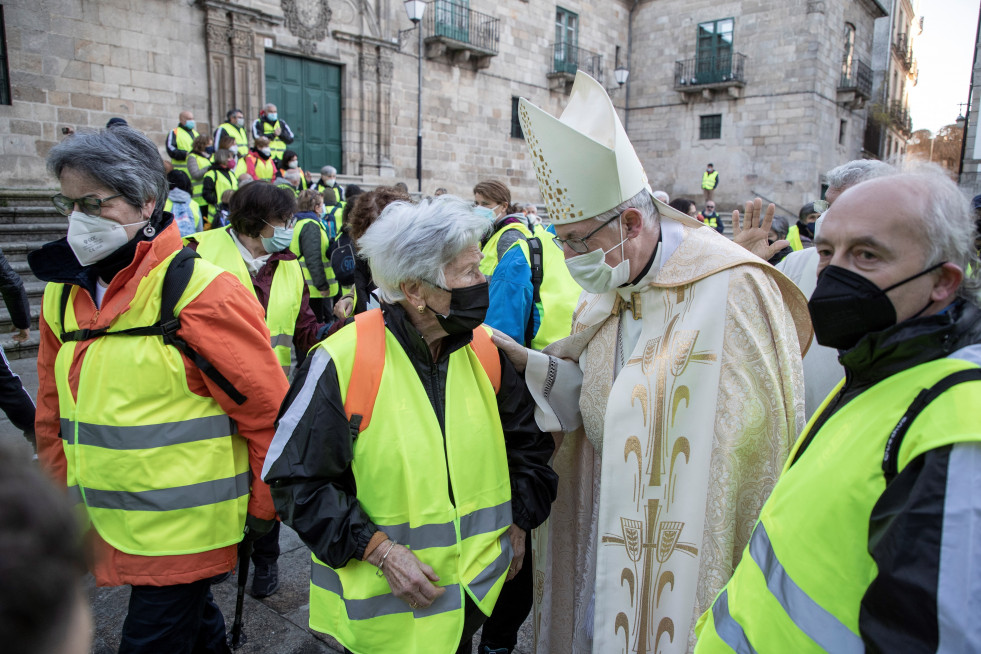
[511,97,524,139]
[0,6,10,105]
[699,114,722,140]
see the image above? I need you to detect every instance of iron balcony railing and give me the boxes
[863,120,883,158]
[888,100,913,135]
[839,58,873,98]
[674,53,746,87]
[424,0,500,54]
[892,32,914,71]
[549,42,602,80]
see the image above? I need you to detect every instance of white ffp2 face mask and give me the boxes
[564,219,631,294]
[67,211,145,266]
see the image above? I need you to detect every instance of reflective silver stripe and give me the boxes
[460,502,512,540]
[749,523,863,653]
[711,589,757,654]
[467,532,512,602]
[60,418,75,444]
[270,333,292,349]
[380,520,456,550]
[83,470,250,512]
[937,442,981,651]
[59,415,234,450]
[379,502,511,550]
[311,561,462,620]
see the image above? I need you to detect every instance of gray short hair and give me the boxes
[825,159,895,193]
[358,196,488,302]
[47,127,166,210]
[652,190,669,204]
[321,165,337,176]
[592,188,659,231]
[899,167,981,300]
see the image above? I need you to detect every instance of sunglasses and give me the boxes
[51,193,124,217]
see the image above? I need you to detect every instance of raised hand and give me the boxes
[731,198,789,262]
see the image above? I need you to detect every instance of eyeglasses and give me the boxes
[51,193,124,217]
[553,213,621,254]
[262,217,297,229]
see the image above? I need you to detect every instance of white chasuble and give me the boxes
[531,220,811,654]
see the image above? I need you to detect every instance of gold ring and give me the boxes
[410,601,418,609]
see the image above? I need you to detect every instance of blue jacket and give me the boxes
[484,245,540,345]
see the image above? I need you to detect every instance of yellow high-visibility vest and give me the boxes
[41,250,250,556]
[289,218,338,299]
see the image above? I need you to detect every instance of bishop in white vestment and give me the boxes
[505,72,812,654]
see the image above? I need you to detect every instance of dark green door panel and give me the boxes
[264,52,343,173]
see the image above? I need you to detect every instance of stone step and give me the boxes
[0,241,48,263]
[0,206,66,224]
[0,306,40,334]
[8,260,42,288]
[0,188,62,208]
[0,223,68,242]
[0,335,39,361]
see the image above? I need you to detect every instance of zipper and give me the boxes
[430,358,456,506]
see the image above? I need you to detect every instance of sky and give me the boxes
[908,0,981,134]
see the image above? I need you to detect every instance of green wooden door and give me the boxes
[695,18,733,84]
[434,0,470,42]
[265,52,343,173]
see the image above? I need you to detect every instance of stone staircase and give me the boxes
[0,189,66,360]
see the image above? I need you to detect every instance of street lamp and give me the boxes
[404,0,426,193]
[614,64,630,86]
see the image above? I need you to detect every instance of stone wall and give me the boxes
[1,0,210,187]
[0,0,886,214]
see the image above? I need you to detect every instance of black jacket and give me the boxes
[792,300,981,653]
[0,247,30,330]
[264,302,558,568]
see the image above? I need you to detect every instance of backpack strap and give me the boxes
[523,236,544,348]
[58,248,248,406]
[470,326,502,394]
[345,308,387,436]
[882,367,981,482]
[344,311,503,439]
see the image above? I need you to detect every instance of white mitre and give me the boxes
[519,71,691,226]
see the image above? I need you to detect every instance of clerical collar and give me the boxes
[621,230,662,288]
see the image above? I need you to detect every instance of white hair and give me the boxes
[652,190,670,204]
[321,165,337,176]
[897,165,981,300]
[592,188,659,230]
[358,196,489,302]
[825,159,895,193]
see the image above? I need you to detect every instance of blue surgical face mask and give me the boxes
[267,112,278,122]
[473,205,497,223]
[260,224,293,253]
[184,119,196,130]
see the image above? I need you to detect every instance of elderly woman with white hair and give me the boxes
[263,196,558,654]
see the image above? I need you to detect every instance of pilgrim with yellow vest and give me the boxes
[289,210,338,322]
[262,196,558,654]
[701,162,719,202]
[215,108,250,157]
[166,111,200,175]
[474,180,580,351]
[202,149,239,226]
[251,103,295,162]
[246,137,278,182]
[185,135,213,221]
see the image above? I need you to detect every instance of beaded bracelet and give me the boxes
[375,539,398,577]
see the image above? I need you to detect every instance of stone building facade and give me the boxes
[958,4,981,198]
[865,0,918,163]
[1,0,889,212]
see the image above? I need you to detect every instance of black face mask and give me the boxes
[808,262,945,350]
[427,281,489,335]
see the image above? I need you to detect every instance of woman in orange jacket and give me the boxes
[31,126,289,653]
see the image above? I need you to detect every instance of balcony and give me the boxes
[891,32,914,72]
[871,100,913,137]
[674,53,747,101]
[423,0,499,70]
[546,43,602,93]
[863,120,883,159]
[838,59,872,109]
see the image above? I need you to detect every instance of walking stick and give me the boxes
[230,533,254,649]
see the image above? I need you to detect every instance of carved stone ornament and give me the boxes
[806,1,826,13]
[359,52,378,80]
[207,22,231,53]
[378,55,393,84]
[230,29,254,56]
[298,39,318,55]
[282,0,332,42]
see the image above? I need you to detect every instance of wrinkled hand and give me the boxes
[731,198,789,263]
[490,328,528,374]
[506,525,526,582]
[370,542,445,609]
[333,297,354,320]
[11,328,29,343]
